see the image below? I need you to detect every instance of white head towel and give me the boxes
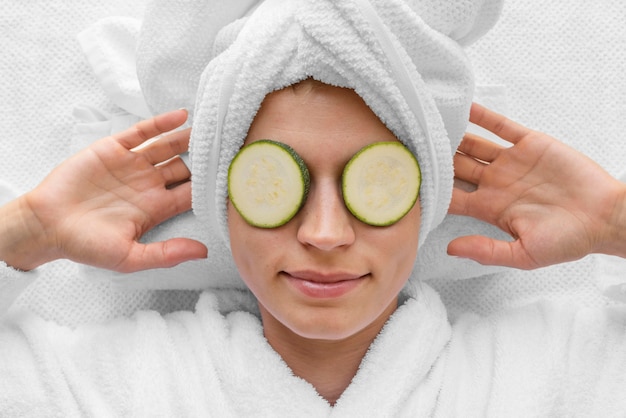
[87,0,503,290]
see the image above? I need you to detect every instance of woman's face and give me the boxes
[228,82,421,342]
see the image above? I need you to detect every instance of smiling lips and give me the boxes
[284,270,368,299]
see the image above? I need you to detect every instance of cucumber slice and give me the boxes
[342,141,421,226]
[228,140,310,228]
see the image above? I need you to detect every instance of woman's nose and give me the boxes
[296,178,356,251]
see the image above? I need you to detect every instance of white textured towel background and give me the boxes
[1,0,625,325]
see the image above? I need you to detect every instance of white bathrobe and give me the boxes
[1,264,625,417]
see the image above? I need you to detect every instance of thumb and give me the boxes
[447,235,534,269]
[116,238,208,273]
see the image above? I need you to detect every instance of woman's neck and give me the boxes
[260,302,397,405]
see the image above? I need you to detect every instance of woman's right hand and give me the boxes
[0,109,207,272]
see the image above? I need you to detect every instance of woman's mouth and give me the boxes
[283,270,369,299]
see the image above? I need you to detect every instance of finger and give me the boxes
[448,187,471,216]
[157,181,193,224]
[114,109,189,150]
[470,103,531,145]
[447,235,537,270]
[143,181,192,228]
[158,156,191,187]
[458,132,504,163]
[116,238,208,273]
[137,128,191,165]
[448,187,488,220]
[453,151,487,185]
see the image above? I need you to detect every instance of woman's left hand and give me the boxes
[448,103,626,269]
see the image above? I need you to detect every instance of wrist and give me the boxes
[595,181,626,258]
[0,193,59,271]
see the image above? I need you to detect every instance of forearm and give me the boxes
[0,194,58,271]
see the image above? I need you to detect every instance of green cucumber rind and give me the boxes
[228,139,310,228]
[342,141,421,227]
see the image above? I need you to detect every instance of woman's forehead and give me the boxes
[246,83,398,149]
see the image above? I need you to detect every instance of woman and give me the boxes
[1,93,625,415]
[1,0,625,415]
